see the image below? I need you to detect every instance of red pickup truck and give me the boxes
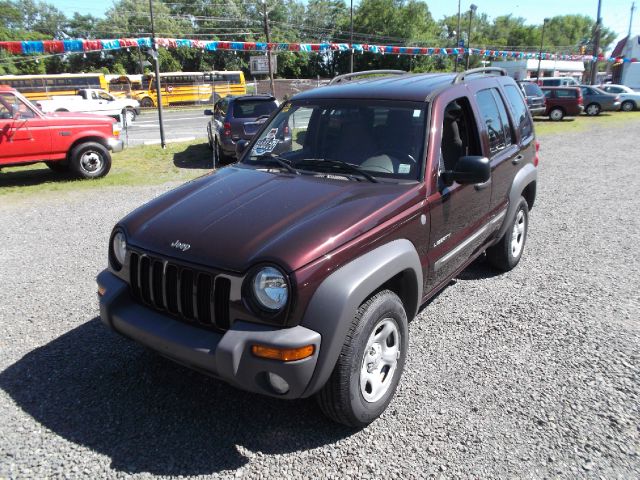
[0,85,123,178]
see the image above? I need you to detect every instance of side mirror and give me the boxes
[442,155,490,186]
[204,109,213,116]
[236,139,250,158]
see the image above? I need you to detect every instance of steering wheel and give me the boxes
[371,149,416,164]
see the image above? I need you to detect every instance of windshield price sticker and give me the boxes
[252,137,280,155]
[398,163,411,174]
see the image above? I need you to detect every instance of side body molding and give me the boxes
[300,239,423,397]
[495,163,537,240]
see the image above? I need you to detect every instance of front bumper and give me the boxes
[108,138,124,153]
[97,270,321,398]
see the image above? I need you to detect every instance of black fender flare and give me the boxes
[495,162,537,240]
[300,239,422,397]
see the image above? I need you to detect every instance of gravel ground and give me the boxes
[1,118,639,479]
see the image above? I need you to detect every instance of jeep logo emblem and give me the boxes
[171,240,191,252]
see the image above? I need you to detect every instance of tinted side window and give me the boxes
[504,85,533,139]
[476,89,510,154]
[556,89,577,98]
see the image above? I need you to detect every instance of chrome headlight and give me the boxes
[252,266,288,311]
[111,231,127,270]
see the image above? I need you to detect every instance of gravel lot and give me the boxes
[1,118,639,479]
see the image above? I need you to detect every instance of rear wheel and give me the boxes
[585,103,601,116]
[211,138,221,167]
[486,197,529,271]
[69,142,111,179]
[45,161,69,173]
[122,108,136,125]
[621,100,635,112]
[316,290,408,427]
[548,107,564,121]
[139,97,154,108]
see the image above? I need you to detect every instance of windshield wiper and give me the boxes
[297,158,378,183]
[253,153,299,175]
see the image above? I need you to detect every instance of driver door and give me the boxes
[0,92,52,164]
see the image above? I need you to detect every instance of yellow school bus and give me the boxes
[0,73,109,101]
[133,71,247,108]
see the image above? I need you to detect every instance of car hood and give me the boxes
[121,166,422,273]
[44,111,115,123]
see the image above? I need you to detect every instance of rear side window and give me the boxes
[504,85,533,139]
[542,79,560,86]
[476,88,513,154]
[556,89,577,98]
[521,82,543,97]
[233,100,277,118]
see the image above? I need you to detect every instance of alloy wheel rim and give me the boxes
[360,318,400,403]
[80,151,103,173]
[511,209,526,258]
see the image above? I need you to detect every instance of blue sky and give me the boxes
[54,0,636,44]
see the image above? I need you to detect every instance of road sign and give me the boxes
[250,55,277,75]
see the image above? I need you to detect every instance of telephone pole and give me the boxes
[630,2,636,37]
[590,0,603,85]
[149,0,166,148]
[262,0,276,97]
[350,0,354,73]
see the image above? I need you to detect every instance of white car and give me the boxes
[599,84,640,111]
[37,89,141,124]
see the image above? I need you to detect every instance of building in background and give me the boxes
[609,35,640,90]
[491,59,586,82]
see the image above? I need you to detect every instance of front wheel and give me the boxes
[486,197,529,271]
[585,103,601,116]
[548,107,564,121]
[69,142,111,179]
[122,108,136,125]
[139,97,154,108]
[621,100,635,112]
[316,290,408,427]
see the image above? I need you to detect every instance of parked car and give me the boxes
[517,80,546,116]
[540,86,584,121]
[598,84,640,111]
[204,95,280,164]
[578,85,621,116]
[36,88,140,125]
[539,77,580,87]
[98,67,538,427]
[0,85,122,178]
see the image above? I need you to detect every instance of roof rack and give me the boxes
[329,70,407,86]
[453,67,507,84]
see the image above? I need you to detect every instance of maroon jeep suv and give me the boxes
[98,68,538,427]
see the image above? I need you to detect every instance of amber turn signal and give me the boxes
[97,286,106,297]
[251,344,315,362]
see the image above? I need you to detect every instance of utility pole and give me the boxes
[350,0,354,73]
[465,4,477,70]
[262,0,276,98]
[454,0,461,72]
[630,2,636,37]
[536,18,550,81]
[149,0,166,148]
[590,0,603,85]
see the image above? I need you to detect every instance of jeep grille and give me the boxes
[128,251,231,331]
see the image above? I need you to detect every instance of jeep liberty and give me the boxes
[97,68,538,427]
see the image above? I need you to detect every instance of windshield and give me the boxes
[241,99,427,181]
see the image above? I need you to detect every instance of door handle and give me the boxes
[512,154,523,165]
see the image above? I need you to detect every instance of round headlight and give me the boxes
[252,266,288,311]
[111,231,127,270]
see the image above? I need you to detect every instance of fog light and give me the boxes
[267,372,290,395]
[251,344,315,362]
[97,285,106,296]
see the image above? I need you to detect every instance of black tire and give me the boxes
[585,103,601,116]
[316,290,408,427]
[486,196,529,271]
[122,107,136,126]
[548,107,564,121]
[45,161,70,173]
[211,138,221,167]
[140,97,154,108]
[621,100,635,112]
[69,142,111,179]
